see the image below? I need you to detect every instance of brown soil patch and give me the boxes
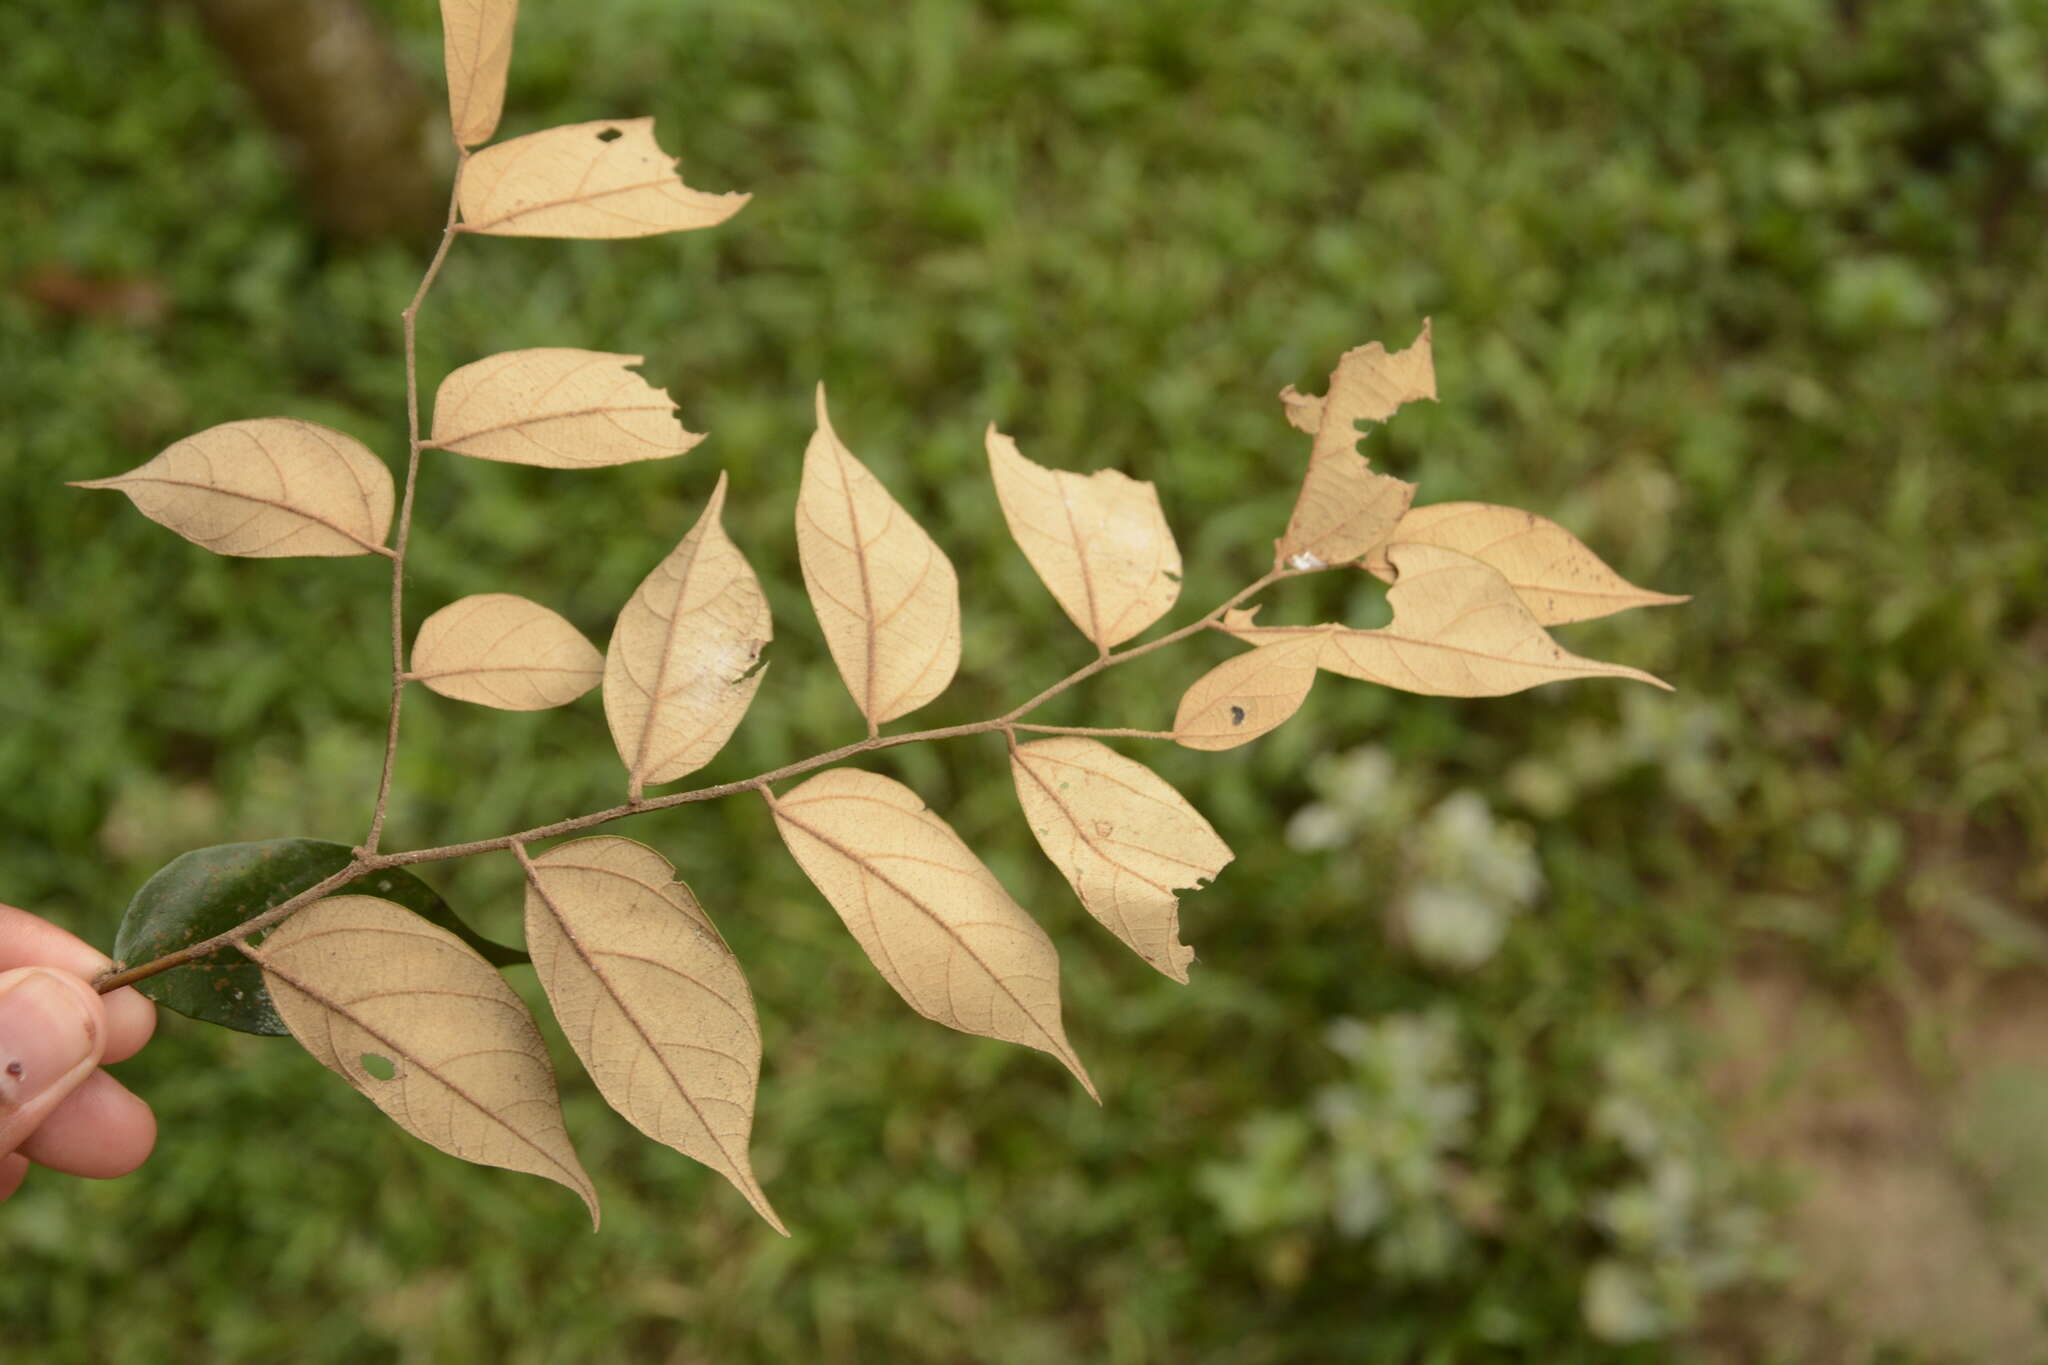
[1698,964,2048,1363]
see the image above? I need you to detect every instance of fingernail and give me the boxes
[0,970,98,1110]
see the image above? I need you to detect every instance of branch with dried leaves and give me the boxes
[73,0,1686,1233]
[94,562,1291,996]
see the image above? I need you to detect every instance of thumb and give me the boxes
[0,967,110,1158]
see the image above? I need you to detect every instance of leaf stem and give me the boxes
[1011,725,1179,740]
[364,147,470,858]
[93,564,1316,996]
[996,566,1288,722]
[93,864,364,994]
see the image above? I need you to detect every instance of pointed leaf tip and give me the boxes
[605,472,771,793]
[75,419,394,558]
[986,427,1182,649]
[1362,501,1690,624]
[796,404,961,725]
[256,895,598,1226]
[771,768,1097,1098]
[1365,543,1673,692]
[1229,544,1673,695]
[521,838,784,1232]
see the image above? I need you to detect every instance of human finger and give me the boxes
[14,1069,157,1178]
[0,903,157,1062]
[0,967,109,1158]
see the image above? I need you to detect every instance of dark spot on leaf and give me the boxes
[360,1053,396,1081]
[596,127,623,142]
[1230,705,1247,725]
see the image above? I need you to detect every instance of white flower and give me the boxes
[1398,883,1509,970]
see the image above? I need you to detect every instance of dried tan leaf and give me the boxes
[986,426,1182,649]
[1171,634,1323,751]
[1010,738,1233,982]
[254,894,598,1226]
[1278,321,1434,565]
[1307,321,1437,464]
[458,118,748,238]
[440,0,518,148]
[605,474,770,799]
[1359,502,1691,624]
[1279,463,1417,568]
[429,348,701,469]
[1278,387,1324,435]
[71,419,393,558]
[1226,544,1673,696]
[520,837,784,1233]
[770,768,1097,1097]
[797,387,961,727]
[410,592,601,710]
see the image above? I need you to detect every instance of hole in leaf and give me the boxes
[359,1053,396,1081]
[596,127,623,142]
[733,642,770,683]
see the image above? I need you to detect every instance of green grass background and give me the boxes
[3,0,2044,1359]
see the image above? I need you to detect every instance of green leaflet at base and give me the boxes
[112,839,525,1035]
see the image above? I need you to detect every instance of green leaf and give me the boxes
[112,839,525,1036]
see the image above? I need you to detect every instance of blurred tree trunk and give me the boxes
[187,0,444,241]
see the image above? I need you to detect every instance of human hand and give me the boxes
[0,903,158,1199]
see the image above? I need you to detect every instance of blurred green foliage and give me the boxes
[2,0,2044,1360]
